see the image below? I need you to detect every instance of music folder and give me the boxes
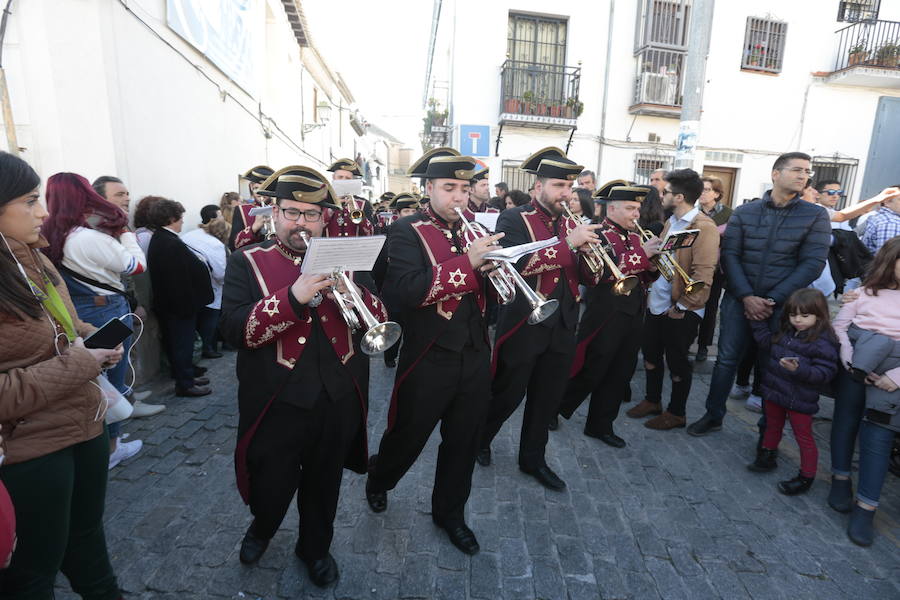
[300,235,387,274]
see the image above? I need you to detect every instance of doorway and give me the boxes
[703,166,738,207]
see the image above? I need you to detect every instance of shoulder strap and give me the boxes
[57,264,124,296]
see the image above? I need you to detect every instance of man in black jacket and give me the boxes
[147,199,213,397]
[688,152,831,436]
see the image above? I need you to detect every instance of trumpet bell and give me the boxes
[527,298,560,325]
[683,280,706,295]
[361,321,402,355]
[350,210,365,225]
[613,275,640,296]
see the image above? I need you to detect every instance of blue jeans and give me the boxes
[857,421,896,507]
[702,293,779,422]
[196,307,220,354]
[830,368,866,477]
[63,274,133,440]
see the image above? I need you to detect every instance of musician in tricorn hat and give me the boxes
[325,158,375,238]
[229,165,274,250]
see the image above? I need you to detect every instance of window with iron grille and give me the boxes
[507,13,567,67]
[812,156,859,210]
[741,17,787,73]
[837,1,880,22]
[636,0,691,50]
[633,153,673,184]
[501,160,535,194]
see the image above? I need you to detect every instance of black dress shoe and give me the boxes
[778,472,813,496]
[302,553,339,587]
[239,524,269,565]
[193,365,208,377]
[365,477,387,513]
[434,520,479,555]
[202,350,224,359]
[588,432,626,449]
[548,415,559,431]
[520,465,566,491]
[695,347,708,362]
[475,448,491,467]
[384,358,397,368]
[193,376,210,386]
[687,414,722,437]
[176,385,211,397]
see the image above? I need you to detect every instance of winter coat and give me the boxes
[750,320,839,414]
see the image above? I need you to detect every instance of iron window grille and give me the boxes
[635,0,692,51]
[741,17,787,73]
[507,13,568,67]
[812,156,859,210]
[634,152,674,184]
[501,160,535,194]
[838,1,881,23]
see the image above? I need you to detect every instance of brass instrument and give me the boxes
[453,207,559,325]
[259,199,276,239]
[345,195,365,225]
[561,204,638,296]
[299,232,402,354]
[633,220,705,295]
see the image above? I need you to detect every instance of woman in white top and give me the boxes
[41,173,145,468]
[181,205,229,358]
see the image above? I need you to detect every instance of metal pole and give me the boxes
[674,0,715,171]
[0,0,18,156]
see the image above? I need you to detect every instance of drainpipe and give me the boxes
[0,0,19,156]
[596,0,615,174]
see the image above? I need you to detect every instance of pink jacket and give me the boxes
[832,288,900,384]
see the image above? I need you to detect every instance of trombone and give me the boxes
[633,220,705,294]
[453,207,559,325]
[561,203,638,296]
[299,232,402,354]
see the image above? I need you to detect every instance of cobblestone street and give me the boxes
[59,351,899,600]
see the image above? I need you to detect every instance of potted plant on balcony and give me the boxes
[848,41,869,66]
[875,42,900,67]
[523,90,535,115]
[565,97,584,119]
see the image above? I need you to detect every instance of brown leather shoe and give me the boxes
[644,411,686,430]
[626,400,662,419]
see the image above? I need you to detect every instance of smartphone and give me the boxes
[83,317,133,350]
[781,356,799,362]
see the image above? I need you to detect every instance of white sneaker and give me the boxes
[131,400,166,418]
[729,384,751,400]
[745,394,763,413]
[109,439,143,470]
[131,390,152,402]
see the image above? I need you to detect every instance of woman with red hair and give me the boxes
[42,173,146,470]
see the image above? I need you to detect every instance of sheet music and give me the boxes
[248,205,273,217]
[300,235,387,274]
[484,237,559,262]
[473,212,500,231]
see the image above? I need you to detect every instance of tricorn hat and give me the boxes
[470,167,490,183]
[257,166,341,209]
[520,147,583,180]
[592,179,632,200]
[606,186,648,203]
[422,155,479,181]
[391,192,421,211]
[408,147,461,177]
[327,158,362,177]
[379,191,397,203]
[242,165,274,184]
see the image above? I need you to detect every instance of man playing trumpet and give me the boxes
[230,165,274,250]
[326,158,375,237]
[220,166,386,587]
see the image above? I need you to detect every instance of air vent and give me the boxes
[705,151,744,164]
[648,133,661,142]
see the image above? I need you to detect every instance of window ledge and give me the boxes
[740,67,780,76]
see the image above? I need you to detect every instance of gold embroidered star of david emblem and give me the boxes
[448,268,467,288]
[262,296,281,317]
[544,246,558,260]
[628,253,642,266]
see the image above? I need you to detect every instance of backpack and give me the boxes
[828,229,873,292]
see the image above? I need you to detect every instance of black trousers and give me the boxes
[196,307,220,353]
[246,390,361,560]
[559,309,643,436]
[159,312,198,390]
[697,270,724,350]
[481,327,575,470]
[370,344,490,524]
[736,340,762,395]
[641,310,702,417]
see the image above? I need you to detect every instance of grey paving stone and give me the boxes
[399,553,435,599]
[469,552,500,599]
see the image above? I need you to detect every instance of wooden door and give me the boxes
[703,166,737,207]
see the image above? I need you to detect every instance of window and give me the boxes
[812,156,859,209]
[741,17,787,73]
[838,1,880,22]
[633,152,673,184]
[636,0,691,50]
[631,1,690,112]
[501,160,535,194]
[507,13,567,67]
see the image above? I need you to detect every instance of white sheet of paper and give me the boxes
[301,235,387,274]
[248,205,273,217]
[473,212,500,231]
[484,237,559,262]
[331,179,363,198]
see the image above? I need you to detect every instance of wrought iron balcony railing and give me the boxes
[499,60,581,124]
[630,46,685,115]
[833,19,900,71]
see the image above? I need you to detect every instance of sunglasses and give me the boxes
[822,190,844,196]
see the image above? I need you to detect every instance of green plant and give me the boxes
[566,97,584,117]
[875,42,900,59]
[848,40,868,55]
[522,90,535,102]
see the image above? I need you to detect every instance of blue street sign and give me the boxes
[458,124,491,157]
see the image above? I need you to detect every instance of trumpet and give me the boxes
[633,220,705,295]
[259,199,276,240]
[299,232,402,354]
[345,195,365,225]
[453,207,559,325]
[561,204,638,296]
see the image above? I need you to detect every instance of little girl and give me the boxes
[746,288,839,496]
[830,237,900,546]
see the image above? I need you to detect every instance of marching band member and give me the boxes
[229,165,274,250]
[468,168,499,213]
[365,152,501,556]
[325,158,375,238]
[220,166,386,587]
[477,147,601,491]
[558,186,660,448]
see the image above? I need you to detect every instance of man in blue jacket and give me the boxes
[687,152,831,437]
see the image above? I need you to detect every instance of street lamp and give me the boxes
[303,101,332,134]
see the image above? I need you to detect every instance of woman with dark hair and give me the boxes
[0,152,122,597]
[147,199,214,397]
[568,188,594,223]
[637,185,665,236]
[133,195,165,256]
[42,173,146,469]
[504,189,531,210]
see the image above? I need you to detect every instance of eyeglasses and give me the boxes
[780,167,816,177]
[280,207,322,222]
[663,188,675,196]
[822,189,845,196]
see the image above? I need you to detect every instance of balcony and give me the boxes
[822,20,900,88]
[629,46,685,118]
[499,60,581,130]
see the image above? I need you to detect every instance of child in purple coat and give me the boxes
[746,288,840,495]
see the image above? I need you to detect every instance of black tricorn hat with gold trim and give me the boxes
[423,155,479,181]
[379,191,396,203]
[520,147,583,180]
[470,167,490,183]
[257,166,340,209]
[391,192,421,211]
[592,179,632,200]
[408,147,461,177]
[607,186,648,203]
[242,165,274,184]
[327,158,362,177]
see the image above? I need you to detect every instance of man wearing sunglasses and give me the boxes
[815,180,852,231]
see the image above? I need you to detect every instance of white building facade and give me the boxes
[425,0,900,207]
